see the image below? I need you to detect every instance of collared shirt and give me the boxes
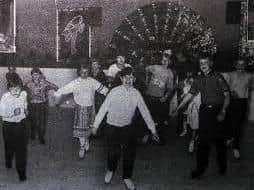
[0,91,27,123]
[227,71,253,99]
[189,71,229,105]
[26,79,58,103]
[146,65,174,98]
[93,85,156,134]
[107,63,131,78]
[54,77,108,107]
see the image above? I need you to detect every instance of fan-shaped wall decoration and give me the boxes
[109,2,217,65]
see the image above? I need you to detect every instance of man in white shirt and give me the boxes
[92,67,159,190]
[225,59,253,159]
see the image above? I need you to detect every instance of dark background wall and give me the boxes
[7,0,241,69]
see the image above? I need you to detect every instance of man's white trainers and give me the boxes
[104,171,113,184]
[123,179,136,190]
[233,149,241,159]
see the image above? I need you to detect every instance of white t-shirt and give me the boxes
[0,91,27,123]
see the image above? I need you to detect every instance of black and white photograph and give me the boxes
[0,0,254,190]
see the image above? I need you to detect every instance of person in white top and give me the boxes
[179,76,201,153]
[0,79,28,182]
[54,63,108,159]
[224,59,253,159]
[92,67,159,190]
[107,55,131,87]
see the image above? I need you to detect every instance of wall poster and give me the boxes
[56,7,91,64]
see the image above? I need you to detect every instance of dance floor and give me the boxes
[0,107,253,190]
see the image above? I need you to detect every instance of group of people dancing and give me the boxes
[0,50,253,190]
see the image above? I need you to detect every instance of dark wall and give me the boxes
[10,0,240,68]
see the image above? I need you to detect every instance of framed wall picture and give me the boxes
[0,0,16,53]
[248,0,254,41]
[56,7,91,64]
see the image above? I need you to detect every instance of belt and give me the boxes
[200,104,222,109]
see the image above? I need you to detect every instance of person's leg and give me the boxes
[105,126,121,183]
[14,122,27,181]
[122,128,137,179]
[191,107,213,179]
[38,103,47,144]
[214,138,227,174]
[30,104,37,140]
[122,126,137,190]
[2,124,14,169]
[232,99,248,158]
[189,129,198,153]
[192,139,211,178]
[78,137,86,158]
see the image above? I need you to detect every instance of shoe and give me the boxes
[104,171,113,184]
[79,146,85,159]
[190,170,203,180]
[179,129,187,137]
[40,138,46,145]
[188,140,195,153]
[123,178,136,190]
[85,141,90,152]
[19,175,27,182]
[233,149,241,159]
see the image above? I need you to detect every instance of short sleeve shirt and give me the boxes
[189,71,229,105]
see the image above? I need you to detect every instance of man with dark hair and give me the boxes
[92,67,159,190]
[174,55,230,179]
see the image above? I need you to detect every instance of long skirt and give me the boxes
[73,104,95,139]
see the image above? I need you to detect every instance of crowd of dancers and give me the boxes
[0,50,253,190]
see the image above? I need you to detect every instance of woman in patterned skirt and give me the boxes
[54,61,108,158]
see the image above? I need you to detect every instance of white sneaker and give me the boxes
[104,171,113,184]
[188,140,195,153]
[179,129,187,137]
[85,141,90,152]
[79,147,85,159]
[233,149,241,159]
[123,179,136,190]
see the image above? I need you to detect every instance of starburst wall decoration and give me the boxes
[109,1,217,65]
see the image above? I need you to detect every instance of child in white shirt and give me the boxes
[0,79,28,181]
[54,63,108,158]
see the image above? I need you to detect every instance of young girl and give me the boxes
[25,67,58,144]
[54,63,108,158]
[0,79,28,181]
[179,75,201,153]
